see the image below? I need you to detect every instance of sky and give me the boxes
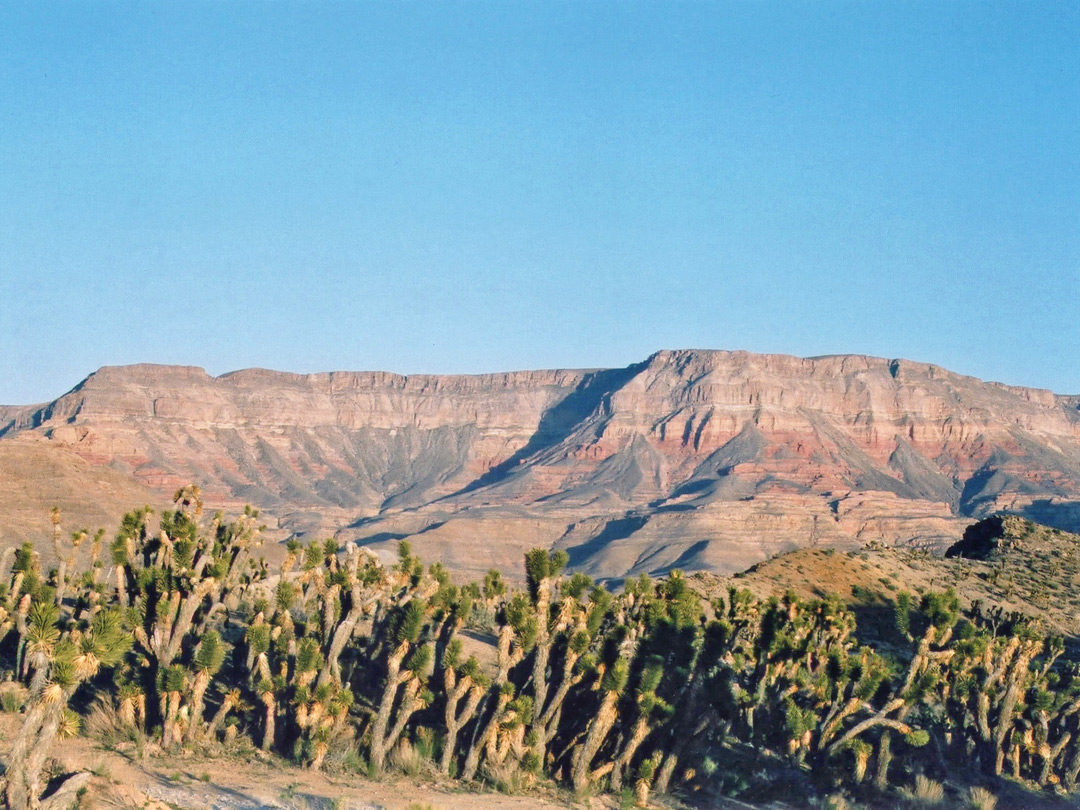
[1,1,1078,405]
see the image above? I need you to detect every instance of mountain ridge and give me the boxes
[2,349,1079,580]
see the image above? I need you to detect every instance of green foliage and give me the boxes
[194,630,226,675]
[246,623,271,656]
[395,599,427,645]
[654,570,701,629]
[503,593,539,651]
[444,638,463,670]
[601,657,630,694]
[162,665,186,693]
[1031,688,1055,713]
[26,601,60,648]
[563,572,593,600]
[396,541,416,574]
[276,578,298,613]
[784,698,815,738]
[904,729,930,748]
[294,636,323,675]
[483,569,506,600]
[569,630,591,655]
[894,591,912,638]
[524,548,567,602]
[459,656,485,685]
[13,542,37,575]
[87,608,132,667]
[405,643,432,676]
[919,589,960,633]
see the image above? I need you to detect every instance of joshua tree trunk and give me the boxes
[5,680,77,810]
[462,686,510,781]
[207,692,239,741]
[440,675,484,775]
[162,689,183,748]
[825,699,910,757]
[114,564,129,607]
[534,644,582,768]
[462,625,520,781]
[5,701,53,810]
[384,680,422,757]
[309,740,329,772]
[186,671,211,741]
[368,641,409,771]
[317,581,377,687]
[874,729,893,790]
[261,693,276,751]
[610,715,651,792]
[1064,739,1080,789]
[570,688,620,794]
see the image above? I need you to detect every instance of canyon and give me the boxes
[2,349,1079,581]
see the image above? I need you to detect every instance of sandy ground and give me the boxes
[0,713,619,810]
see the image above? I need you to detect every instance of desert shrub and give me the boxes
[390,739,431,779]
[315,724,359,774]
[83,697,142,750]
[482,759,528,794]
[908,774,944,805]
[1,689,24,713]
[413,726,437,761]
[965,786,997,810]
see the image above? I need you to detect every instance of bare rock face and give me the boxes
[3,350,1079,581]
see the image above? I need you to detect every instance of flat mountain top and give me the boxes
[2,349,1079,580]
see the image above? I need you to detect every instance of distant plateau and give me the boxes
[2,349,1079,581]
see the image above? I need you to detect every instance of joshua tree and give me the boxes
[185,629,226,742]
[460,615,524,781]
[4,608,131,810]
[570,657,630,793]
[438,638,490,774]
[112,489,263,738]
[368,598,434,771]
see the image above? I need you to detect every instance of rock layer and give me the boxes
[2,350,1079,580]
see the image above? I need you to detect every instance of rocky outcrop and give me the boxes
[3,350,1079,580]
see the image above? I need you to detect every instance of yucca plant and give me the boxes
[113,490,264,742]
[571,656,630,793]
[439,639,491,774]
[5,608,131,810]
[186,629,227,742]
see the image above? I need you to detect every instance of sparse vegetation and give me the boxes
[908,774,945,805]
[1,500,1079,810]
[965,786,998,810]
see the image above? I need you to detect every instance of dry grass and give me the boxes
[965,786,997,810]
[390,739,434,779]
[481,759,530,795]
[82,696,143,752]
[906,774,944,805]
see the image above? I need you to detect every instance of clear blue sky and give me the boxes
[1,1,1077,405]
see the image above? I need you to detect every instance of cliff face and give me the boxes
[3,350,1079,580]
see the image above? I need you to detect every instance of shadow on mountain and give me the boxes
[1014,499,1080,534]
[344,520,446,540]
[650,539,711,577]
[564,514,650,569]
[447,361,648,497]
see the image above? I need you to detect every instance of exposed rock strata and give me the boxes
[2,350,1079,580]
